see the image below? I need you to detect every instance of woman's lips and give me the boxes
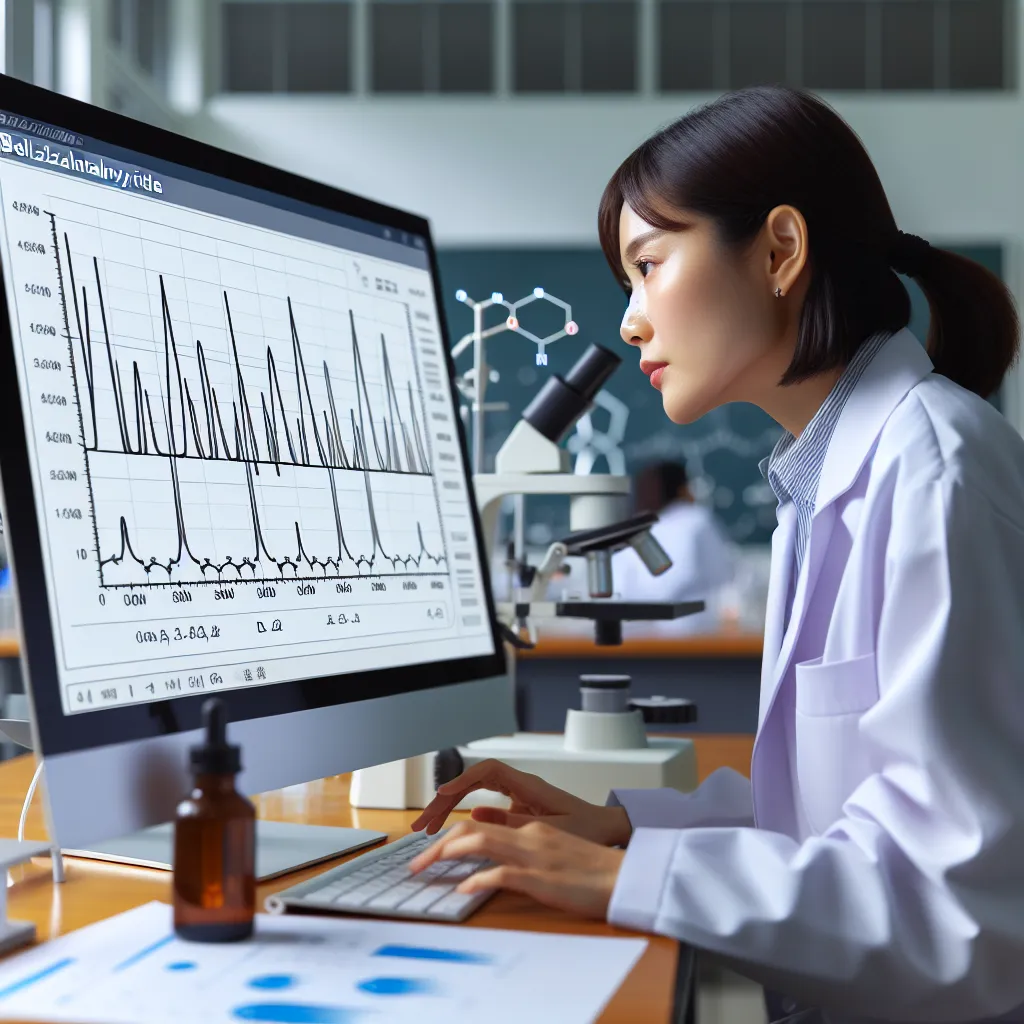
[640,360,668,389]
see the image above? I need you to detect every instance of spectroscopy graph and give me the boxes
[49,204,446,588]
[0,156,493,713]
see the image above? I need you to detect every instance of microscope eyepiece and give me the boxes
[563,344,620,401]
[521,343,622,443]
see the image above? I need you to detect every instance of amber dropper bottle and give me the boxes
[173,697,256,942]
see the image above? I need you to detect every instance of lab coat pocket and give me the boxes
[794,652,879,835]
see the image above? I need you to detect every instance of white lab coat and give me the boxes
[611,500,735,634]
[606,328,1024,1023]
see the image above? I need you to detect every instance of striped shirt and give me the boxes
[759,331,891,622]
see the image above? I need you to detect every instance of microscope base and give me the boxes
[349,734,697,810]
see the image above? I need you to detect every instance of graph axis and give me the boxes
[49,210,105,594]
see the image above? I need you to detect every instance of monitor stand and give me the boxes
[62,820,388,882]
[0,720,389,882]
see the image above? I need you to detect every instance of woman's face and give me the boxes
[618,203,791,424]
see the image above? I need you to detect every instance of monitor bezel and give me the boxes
[0,74,505,759]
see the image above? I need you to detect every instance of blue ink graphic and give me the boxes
[232,1005,362,1023]
[0,958,74,1000]
[249,975,297,990]
[358,976,433,996]
[114,934,175,972]
[373,944,491,965]
[166,962,197,972]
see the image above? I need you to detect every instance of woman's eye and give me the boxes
[634,259,654,278]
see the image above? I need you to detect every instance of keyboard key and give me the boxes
[430,890,487,919]
[339,878,393,905]
[365,880,429,910]
[304,890,343,906]
[333,887,381,909]
[442,860,481,880]
[418,862,454,881]
[320,879,362,899]
[396,883,455,913]
[347,869,380,883]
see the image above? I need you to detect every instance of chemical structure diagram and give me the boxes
[450,286,579,472]
[452,287,578,368]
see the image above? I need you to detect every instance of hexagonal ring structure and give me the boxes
[453,287,578,368]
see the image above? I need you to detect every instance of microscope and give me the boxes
[474,342,703,646]
[350,341,702,810]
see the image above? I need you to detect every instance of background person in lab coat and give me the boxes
[613,459,736,634]
[411,84,1024,1023]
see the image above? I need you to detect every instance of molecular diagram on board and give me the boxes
[453,287,578,367]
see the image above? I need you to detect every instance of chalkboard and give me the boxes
[436,245,1003,546]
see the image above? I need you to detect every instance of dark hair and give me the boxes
[598,86,1019,398]
[635,460,688,513]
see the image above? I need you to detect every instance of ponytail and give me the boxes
[905,245,1019,399]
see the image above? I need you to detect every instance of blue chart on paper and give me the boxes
[113,934,175,972]
[0,902,647,1024]
[357,976,434,996]
[372,943,491,964]
[248,975,298,991]
[232,1006,364,1023]
[0,957,75,999]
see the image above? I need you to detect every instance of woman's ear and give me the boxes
[763,205,808,299]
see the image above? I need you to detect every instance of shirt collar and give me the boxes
[760,331,892,507]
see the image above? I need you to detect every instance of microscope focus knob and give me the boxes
[627,696,697,725]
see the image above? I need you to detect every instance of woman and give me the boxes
[410,86,1024,1023]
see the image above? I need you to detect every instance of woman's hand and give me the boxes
[408,819,626,919]
[410,758,632,847]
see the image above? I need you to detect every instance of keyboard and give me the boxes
[264,829,496,922]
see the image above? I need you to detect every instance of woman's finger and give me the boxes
[410,787,482,833]
[471,806,539,829]
[410,793,460,833]
[411,760,523,832]
[407,820,467,867]
[434,758,518,795]
[416,785,513,835]
[409,829,506,871]
[455,864,547,902]
[408,821,530,873]
[460,864,611,919]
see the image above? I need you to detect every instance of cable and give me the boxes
[18,759,43,843]
[16,761,65,884]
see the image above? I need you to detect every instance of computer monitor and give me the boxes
[0,76,512,851]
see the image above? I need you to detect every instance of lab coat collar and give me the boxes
[814,328,933,512]
[757,328,933,730]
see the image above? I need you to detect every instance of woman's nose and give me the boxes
[620,310,652,347]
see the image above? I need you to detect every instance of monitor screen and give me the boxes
[0,86,498,746]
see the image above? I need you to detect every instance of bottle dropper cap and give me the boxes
[190,697,241,775]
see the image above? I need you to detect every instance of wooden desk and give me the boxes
[518,631,764,659]
[0,753,701,1023]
